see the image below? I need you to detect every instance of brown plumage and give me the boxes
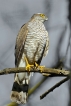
[11,13,49,104]
[15,23,28,67]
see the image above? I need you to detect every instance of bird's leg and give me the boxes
[35,62,45,72]
[24,56,34,71]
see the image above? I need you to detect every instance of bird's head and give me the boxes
[31,13,48,22]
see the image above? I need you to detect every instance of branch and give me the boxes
[39,60,70,99]
[0,67,70,77]
[7,102,18,106]
[1,59,70,106]
[40,77,69,99]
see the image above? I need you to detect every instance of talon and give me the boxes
[24,56,34,72]
[26,64,34,71]
[39,66,45,73]
[35,62,39,68]
[35,62,45,72]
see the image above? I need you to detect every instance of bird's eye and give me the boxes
[40,14,45,18]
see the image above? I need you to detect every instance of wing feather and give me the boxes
[43,32,49,56]
[15,23,28,66]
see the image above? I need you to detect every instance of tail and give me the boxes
[10,59,31,104]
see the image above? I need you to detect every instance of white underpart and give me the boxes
[18,55,26,81]
[17,53,32,81]
[24,20,48,63]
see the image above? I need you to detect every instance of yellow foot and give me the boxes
[38,66,45,72]
[35,62,39,67]
[24,56,34,71]
[35,62,45,72]
[26,64,34,71]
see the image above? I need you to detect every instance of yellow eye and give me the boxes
[40,14,45,18]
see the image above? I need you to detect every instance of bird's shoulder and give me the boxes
[16,23,28,46]
[15,23,29,66]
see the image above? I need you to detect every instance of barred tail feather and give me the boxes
[10,78,29,104]
[11,57,31,104]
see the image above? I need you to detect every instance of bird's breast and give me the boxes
[23,21,48,63]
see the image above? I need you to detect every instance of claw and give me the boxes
[35,62,39,68]
[26,64,34,71]
[24,56,34,72]
[38,66,45,72]
[35,62,45,72]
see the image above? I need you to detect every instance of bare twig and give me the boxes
[0,67,70,76]
[7,102,18,106]
[42,73,51,76]
[1,59,69,106]
[40,77,69,99]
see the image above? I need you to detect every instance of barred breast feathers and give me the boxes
[23,19,49,63]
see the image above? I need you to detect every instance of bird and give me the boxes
[10,13,49,104]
